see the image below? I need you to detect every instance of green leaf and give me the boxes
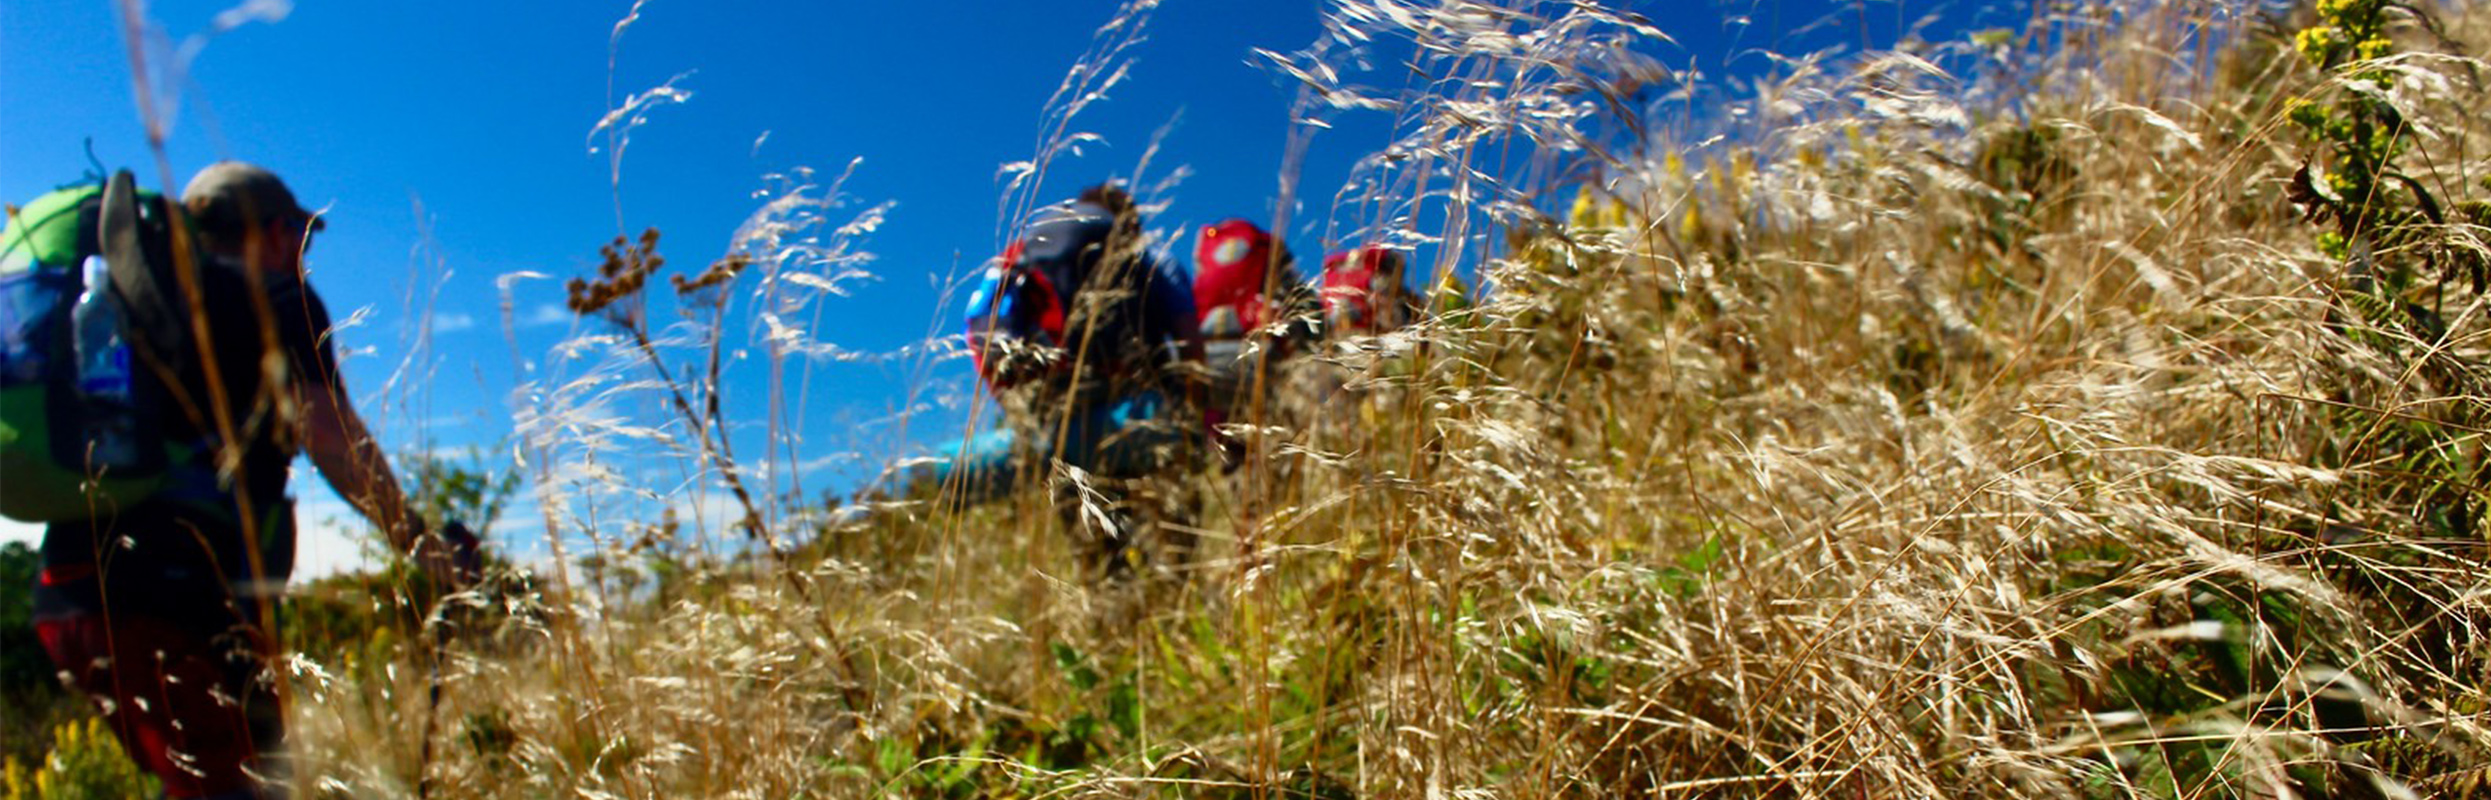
[1053,641,1100,691]
[1107,675,1141,740]
[876,736,911,778]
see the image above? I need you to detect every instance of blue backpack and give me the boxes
[964,200,1147,389]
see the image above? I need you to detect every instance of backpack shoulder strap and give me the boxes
[1017,262,1068,343]
[98,170,191,363]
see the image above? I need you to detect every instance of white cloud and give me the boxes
[1,517,39,547]
[521,303,574,328]
[429,311,479,333]
[662,492,750,543]
[290,490,382,579]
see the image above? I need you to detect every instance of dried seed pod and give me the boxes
[566,228,668,316]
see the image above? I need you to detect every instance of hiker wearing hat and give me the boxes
[1319,245,1421,338]
[1289,245,1434,439]
[1192,220,1319,422]
[961,184,1207,578]
[1189,219,1319,472]
[24,162,475,799]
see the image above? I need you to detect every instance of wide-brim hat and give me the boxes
[182,161,325,234]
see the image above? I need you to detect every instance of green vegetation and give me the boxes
[0,543,83,767]
[2,719,159,800]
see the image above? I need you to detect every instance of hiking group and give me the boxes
[1,166,1430,798]
[923,183,1429,578]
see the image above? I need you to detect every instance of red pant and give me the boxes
[36,610,286,799]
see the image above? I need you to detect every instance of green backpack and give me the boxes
[0,170,199,522]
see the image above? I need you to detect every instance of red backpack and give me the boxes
[1191,219,1288,341]
[1320,246,1410,334]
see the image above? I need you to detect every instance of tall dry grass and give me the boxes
[269,1,2491,798]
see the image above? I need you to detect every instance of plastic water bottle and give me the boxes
[73,256,138,468]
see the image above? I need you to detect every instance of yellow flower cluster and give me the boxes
[1,718,159,800]
[2295,25,2344,63]
[2297,0,2392,68]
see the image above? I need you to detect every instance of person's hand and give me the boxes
[409,519,484,593]
[1204,409,1245,474]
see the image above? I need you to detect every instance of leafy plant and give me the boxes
[0,543,78,765]
[0,719,158,800]
[404,443,521,541]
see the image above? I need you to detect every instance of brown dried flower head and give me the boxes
[672,252,753,298]
[568,227,666,316]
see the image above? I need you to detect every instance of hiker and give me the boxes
[857,416,1022,519]
[961,184,1206,577]
[1191,219,1319,442]
[1283,244,1432,430]
[1318,245,1420,338]
[13,162,475,799]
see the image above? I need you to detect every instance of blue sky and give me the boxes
[3,0,1992,572]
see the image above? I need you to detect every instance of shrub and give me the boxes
[0,719,158,800]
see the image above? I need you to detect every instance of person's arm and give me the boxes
[273,279,469,588]
[300,388,465,586]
